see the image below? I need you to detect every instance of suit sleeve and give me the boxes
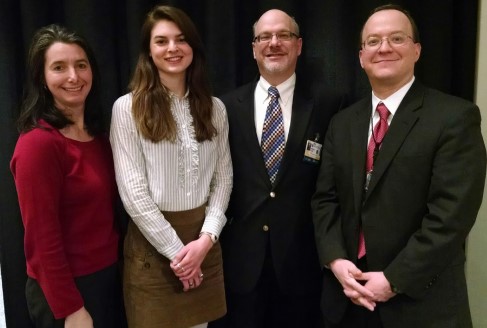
[384,103,486,298]
[312,115,348,267]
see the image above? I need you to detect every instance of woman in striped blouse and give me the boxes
[110,5,232,328]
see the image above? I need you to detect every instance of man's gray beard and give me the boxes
[263,62,284,74]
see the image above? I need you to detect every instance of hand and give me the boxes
[329,259,376,311]
[180,269,205,292]
[359,271,396,302]
[170,236,212,278]
[64,306,93,328]
[170,236,213,290]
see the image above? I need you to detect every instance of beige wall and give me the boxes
[467,1,487,327]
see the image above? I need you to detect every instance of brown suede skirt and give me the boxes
[123,205,226,328]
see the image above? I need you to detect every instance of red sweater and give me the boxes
[10,120,119,319]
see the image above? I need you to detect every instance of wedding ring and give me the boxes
[189,282,194,287]
[176,263,185,272]
[199,273,204,278]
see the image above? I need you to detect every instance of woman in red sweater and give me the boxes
[10,25,122,327]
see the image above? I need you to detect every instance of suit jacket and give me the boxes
[219,75,343,295]
[312,81,486,328]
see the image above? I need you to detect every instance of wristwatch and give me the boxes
[199,231,218,244]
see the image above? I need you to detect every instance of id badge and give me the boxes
[365,170,372,191]
[303,139,322,164]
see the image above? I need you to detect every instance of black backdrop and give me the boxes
[0,0,478,326]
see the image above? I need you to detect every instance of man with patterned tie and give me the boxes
[209,9,343,328]
[312,4,486,328]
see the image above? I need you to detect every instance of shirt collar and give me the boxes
[372,76,415,116]
[257,73,296,106]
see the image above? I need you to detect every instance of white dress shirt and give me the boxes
[368,76,415,142]
[110,92,233,261]
[254,74,295,144]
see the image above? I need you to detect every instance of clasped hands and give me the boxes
[170,234,213,291]
[329,259,396,311]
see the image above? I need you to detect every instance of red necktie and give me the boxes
[358,102,390,259]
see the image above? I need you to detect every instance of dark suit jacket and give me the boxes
[312,81,486,328]
[219,75,343,296]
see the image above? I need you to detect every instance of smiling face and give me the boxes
[359,9,421,97]
[252,9,302,86]
[44,42,92,112]
[149,19,193,83]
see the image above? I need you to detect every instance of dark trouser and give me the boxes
[324,303,383,328]
[210,245,322,328]
[25,262,125,328]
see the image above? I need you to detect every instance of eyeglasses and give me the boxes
[362,32,413,51]
[253,31,299,43]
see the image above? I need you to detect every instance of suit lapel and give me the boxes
[364,83,424,199]
[351,98,372,213]
[273,80,313,186]
[235,81,273,186]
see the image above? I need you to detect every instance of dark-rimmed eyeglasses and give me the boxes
[253,31,299,43]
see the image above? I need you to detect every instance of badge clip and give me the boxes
[303,133,322,164]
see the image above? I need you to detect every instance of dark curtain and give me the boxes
[0,0,478,326]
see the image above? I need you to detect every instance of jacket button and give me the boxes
[144,262,151,269]
[263,225,269,231]
[270,192,276,198]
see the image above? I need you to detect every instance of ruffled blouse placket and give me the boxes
[170,94,200,190]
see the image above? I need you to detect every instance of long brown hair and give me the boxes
[130,5,216,142]
[18,24,104,135]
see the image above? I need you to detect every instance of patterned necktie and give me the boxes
[358,102,390,259]
[261,86,285,184]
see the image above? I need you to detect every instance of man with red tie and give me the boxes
[312,4,486,328]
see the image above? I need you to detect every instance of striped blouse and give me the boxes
[110,92,233,261]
